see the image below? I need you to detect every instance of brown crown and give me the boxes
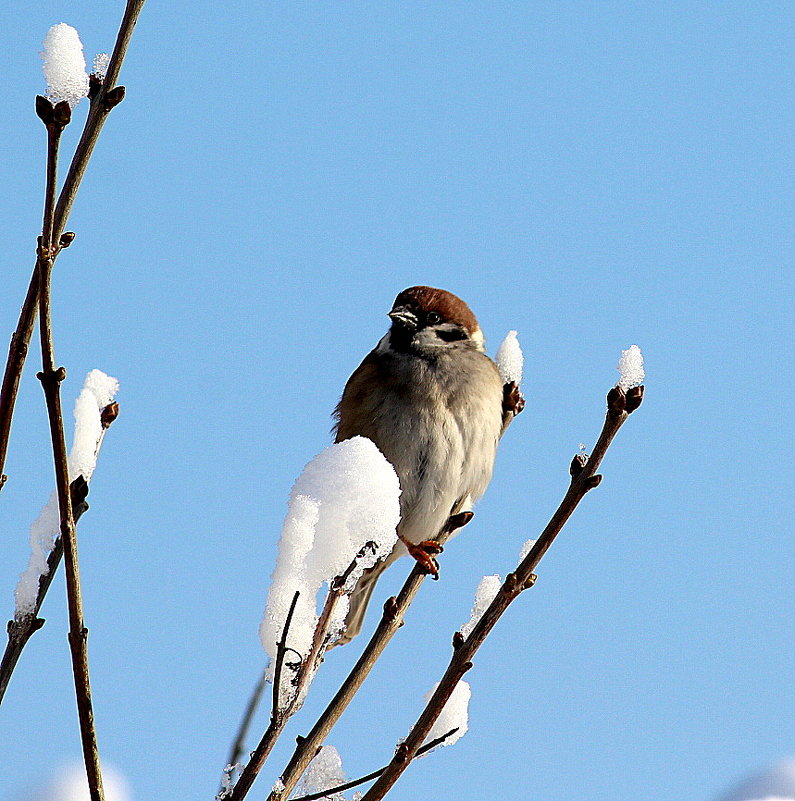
[392,286,479,334]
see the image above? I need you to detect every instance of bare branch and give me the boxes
[0,0,145,495]
[289,728,460,801]
[1,472,92,704]
[359,385,644,801]
[34,102,106,801]
[0,400,117,704]
[222,666,269,782]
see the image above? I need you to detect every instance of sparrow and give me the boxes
[333,286,524,644]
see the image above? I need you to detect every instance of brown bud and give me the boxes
[625,385,644,413]
[37,366,67,385]
[585,474,603,490]
[59,231,76,248]
[523,573,538,590]
[607,386,626,415]
[52,100,72,128]
[452,631,465,650]
[383,596,399,620]
[569,453,587,477]
[103,85,126,111]
[88,73,103,101]
[35,95,54,125]
[101,401,119,428]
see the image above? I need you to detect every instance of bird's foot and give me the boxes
[405,540,444,579]
[503,381,525,416]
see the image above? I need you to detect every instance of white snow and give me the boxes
[14,370,119,617]
[297,745,347,801]
[422,680,471,748]
[92,53,110,80]
[495,330,524,385]
[460,575,501,639]
[41,23,89,108]
[616,344,645,390]
[31,762,131,801]
[716,758,795,801]
[259,437,400,698]
[519,539,536,562]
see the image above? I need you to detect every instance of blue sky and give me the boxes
[1,2,793,800]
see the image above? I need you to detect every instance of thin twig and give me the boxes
[359,385,644,801]
[217,593,300,801]
[0,406,118,705]
[289,728,459,801]
[36,113,105,800]
[226,545,378,801]
[0,0,145,494]
[260,514,473,801]
[271,592,301,727]
[222,666,269,780]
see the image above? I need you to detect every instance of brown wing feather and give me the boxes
[333,350,382,443]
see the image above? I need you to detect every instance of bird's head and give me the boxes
[385,286,485,354]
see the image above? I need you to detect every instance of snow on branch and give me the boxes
[460,575,501,639]
[14,370,119,616]
[420,680,471,750]
[41,23,89,108]
[297,745,348,801]
[259,437,400,690]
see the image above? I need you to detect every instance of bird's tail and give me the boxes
[336,567,381,647]
[334,548,401,647]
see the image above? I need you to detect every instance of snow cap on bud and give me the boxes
[495,330,524,385]
[41,23,89,107]
[617,344,645,390]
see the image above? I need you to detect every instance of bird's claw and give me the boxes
[503,381,525,416]
[406,540,443,579]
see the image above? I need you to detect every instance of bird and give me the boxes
[333,285,524,644]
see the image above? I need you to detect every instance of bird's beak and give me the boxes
[388,306,419,330]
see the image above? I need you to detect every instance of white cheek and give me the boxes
[470,327,485,351]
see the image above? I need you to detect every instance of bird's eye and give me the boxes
[426,311,442,325]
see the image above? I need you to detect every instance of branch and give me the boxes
[222,666,269,781]
[0,0,145,494]
[260,513,473,801]
[359,384,644,801]
[35,113,107,801]
[289,728,460,801]
[0,404,118,705]
[217,592,300,800]
[225,544,379,801]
